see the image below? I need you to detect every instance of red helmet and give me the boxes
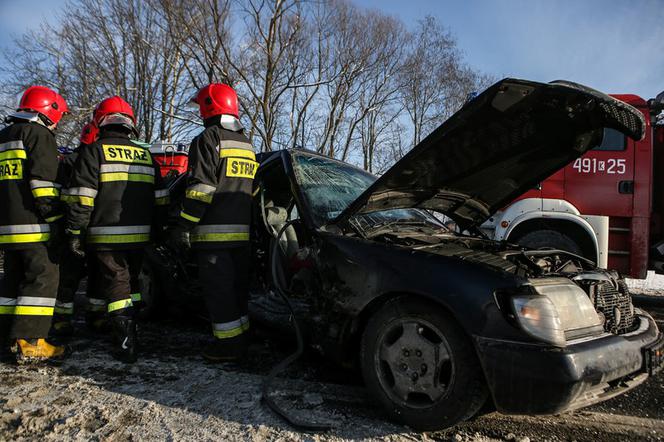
[93,96,135,128]
[18,86,69,125]
[190,83,239,119]
[79,121,99,145]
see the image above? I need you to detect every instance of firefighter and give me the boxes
[0,86,68,362]
[52,122,99,336]
[64,96,167,363]
[168,83,254,362]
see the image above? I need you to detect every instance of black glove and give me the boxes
[48,221,64,249]
[68,235,86,259]
[166,227,190,259]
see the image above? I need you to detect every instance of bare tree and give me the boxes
[2,0,490,170]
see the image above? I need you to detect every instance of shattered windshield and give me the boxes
[291,152,444,229]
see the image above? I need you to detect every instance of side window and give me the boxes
[593,128,627,151]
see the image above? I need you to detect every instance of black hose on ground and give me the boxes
[261,221,333,432]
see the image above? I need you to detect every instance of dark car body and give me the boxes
[149,79,661,426]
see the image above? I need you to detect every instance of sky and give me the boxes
[0,0,663,99]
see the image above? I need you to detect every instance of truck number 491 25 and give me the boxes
[572,158,626,175]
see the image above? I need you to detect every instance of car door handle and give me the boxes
[618,180,634,194]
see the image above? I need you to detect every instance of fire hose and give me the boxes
[261,220,333,432]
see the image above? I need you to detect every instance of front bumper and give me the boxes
[475,311,661,414]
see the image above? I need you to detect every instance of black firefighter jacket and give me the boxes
[64,129,168,250]
[0,120,62,250]
[177,121,256,249]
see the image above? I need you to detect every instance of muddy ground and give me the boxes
[2,307,664,442]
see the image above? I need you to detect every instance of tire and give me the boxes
[516,229,583,256]
[360,296,488,431]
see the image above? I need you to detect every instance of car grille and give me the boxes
[594,280,636,334]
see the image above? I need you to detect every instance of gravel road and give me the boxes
[3,309,664,442]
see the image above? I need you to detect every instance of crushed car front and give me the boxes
[291,78,662,415]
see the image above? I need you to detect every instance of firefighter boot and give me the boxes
[202,334,248,363]
[110,315,137,363]
[50,314,74,338]
[0,342,14,363]
[85,312,111,334]
[14,339,66,363]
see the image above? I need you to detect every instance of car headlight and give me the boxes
[510,278,604,347]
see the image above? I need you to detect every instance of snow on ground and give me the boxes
[627,271,664,292]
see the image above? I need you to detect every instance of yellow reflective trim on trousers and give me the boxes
[241,321,250,332]
[32,187,60,198]
[2,306,55,316]
[130,292,142,302]
[0,232,50,244]
[185,190,213,204]
[54,306,74,315]
[87,233,150,244]
[180,211,201,223]
[100,172,155,183]
[190,232,250,242]
[220,149,256,160]
[108,298,132,313]
[62,194,94,207]
[155,197,170,206]
[213,326,245,339]
[0,150,26,161]
[45,214,63,223]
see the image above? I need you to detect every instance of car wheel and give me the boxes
[360,297,488,431]
[516,229,583,256]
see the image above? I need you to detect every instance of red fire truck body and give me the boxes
[484,94,664,279]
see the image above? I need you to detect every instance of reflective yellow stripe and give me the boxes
[130,292,142,302]
[155,197,170,206]
[9,306,54,316]
[241,321,250,332]
[108,298,132,313]
[185,190,213,204]
[62,195,95,207]
[54,306,74,315]
[45,214,63,223]
[87,234,150,244]
[0,150,26,161]
[100,172,155,183]
[32,187,60,198]
[0,306,14,315]
[180,211,201,223]
[0,233,50,244]
[220,148,256,160]
[66,229,81,235]
[213,326,245,339]
[190,232,250,242]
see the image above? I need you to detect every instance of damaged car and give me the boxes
[147,78,662,430]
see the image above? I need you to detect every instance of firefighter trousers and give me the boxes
[55,250,90,319]
[197,247,250,340]
[90,250,144,317]
[0,245,59,342]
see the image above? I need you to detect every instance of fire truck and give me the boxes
[483,92,664,279]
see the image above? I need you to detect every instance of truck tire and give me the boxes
[360,296,488,431]
[516,229,583,256]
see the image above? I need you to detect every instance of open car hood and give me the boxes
[332,78,646,229]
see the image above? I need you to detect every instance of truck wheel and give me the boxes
[360,297,488,431]
[516,229,583,256]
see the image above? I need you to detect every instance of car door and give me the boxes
[563,128,635,217]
